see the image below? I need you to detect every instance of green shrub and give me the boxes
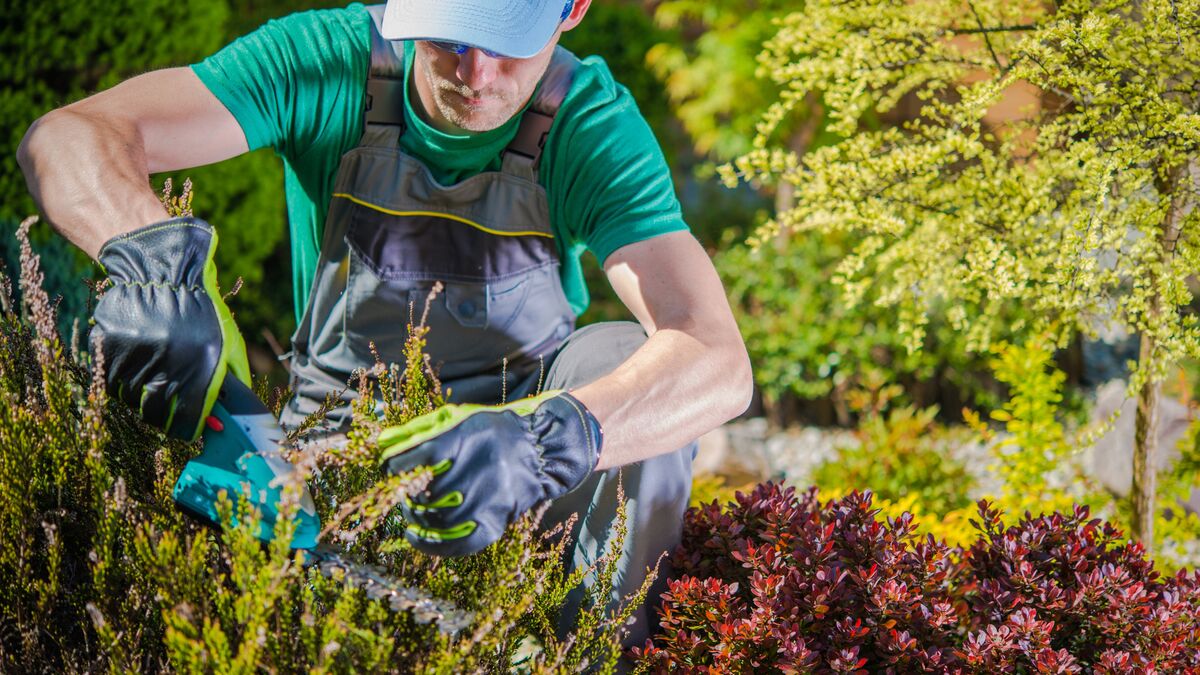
[961,340,1200,570]
[717,229,1021,423]
[813,404,975,516]
[1,0,230,220]
[976,339,1082,518]
[2,0,344,372]
[0,216,642,672]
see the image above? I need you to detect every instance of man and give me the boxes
[17,0,752,647]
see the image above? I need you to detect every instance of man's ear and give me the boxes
[560,0,592,32]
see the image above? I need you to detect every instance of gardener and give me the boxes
[17,0,752,646]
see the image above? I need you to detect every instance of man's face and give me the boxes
[411,36,559,133]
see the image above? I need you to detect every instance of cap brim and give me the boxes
[381,0,563,59]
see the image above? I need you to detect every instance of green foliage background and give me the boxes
[5,0,1200,665]
[0,0,339,365]
[6,0,1196,425]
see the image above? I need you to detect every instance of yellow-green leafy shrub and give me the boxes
[813,404,974,516]
[722,0,1200,545]
[970,340,1200,570]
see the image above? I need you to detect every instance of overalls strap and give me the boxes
[363,4,407,147]
[500,48,580,179]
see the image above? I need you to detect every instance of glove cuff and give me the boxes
[532,391,603,498]
[98,217,216,285]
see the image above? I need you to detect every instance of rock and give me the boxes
[694,418,773,486]
[1086,379,1199,512]
[765,427,854,485]
[692,426,731,477]
[693,418,855,487]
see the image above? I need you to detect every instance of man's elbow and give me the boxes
[16,113,49,176]
[17,108,80,179]
[719,337,754,422]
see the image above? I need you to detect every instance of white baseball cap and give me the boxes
[381,0,572,59]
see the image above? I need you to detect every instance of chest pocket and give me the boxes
[339,193,573,381]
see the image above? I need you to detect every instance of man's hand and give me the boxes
[91,217,250,441]
[378,390,603,556]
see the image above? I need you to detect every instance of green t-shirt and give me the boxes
[191,3,687,321]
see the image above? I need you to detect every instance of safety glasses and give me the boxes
[428,41,509,59]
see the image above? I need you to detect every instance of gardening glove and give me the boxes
[91,217,250,441]
[379,390,603,557]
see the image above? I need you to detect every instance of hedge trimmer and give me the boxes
[172,374,470,632]
[172,374,321,547]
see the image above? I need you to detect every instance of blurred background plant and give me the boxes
[718,0,1200,549]
[3,0,1030,425]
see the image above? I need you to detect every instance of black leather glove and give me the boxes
[91,217,250,441]
[378,390,603,556]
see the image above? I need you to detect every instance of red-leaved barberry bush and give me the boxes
[632,484,1200,674]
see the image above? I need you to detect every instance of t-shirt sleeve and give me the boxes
[546,58,689,265]
[190,5,370,160]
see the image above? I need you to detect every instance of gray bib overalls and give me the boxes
[282,5,694,652]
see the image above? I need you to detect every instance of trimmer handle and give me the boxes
[213,373,271,418]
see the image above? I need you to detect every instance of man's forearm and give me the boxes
[572,324,752,471]
[17,108,168,259]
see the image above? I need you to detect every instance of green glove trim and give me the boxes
[428,458,453,476]
[376,390,562,464]
[406,490,464,513]
[163,397,180,434]
[192,226,251,441]
[407,521,477,543]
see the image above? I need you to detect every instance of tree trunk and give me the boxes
[1131,334,1160,546]
[1130,161,1192,547]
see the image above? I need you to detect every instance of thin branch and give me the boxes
[967,0,1006,74]
[881,195,963,219]
[950,23,1039,35]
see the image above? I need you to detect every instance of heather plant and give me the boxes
[0,206,644,671]
[723,0,1200,546]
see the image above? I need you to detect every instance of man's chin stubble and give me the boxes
[435,92,511,133]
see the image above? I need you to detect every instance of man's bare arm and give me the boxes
[16,67,249,258]
[572,231,754,470]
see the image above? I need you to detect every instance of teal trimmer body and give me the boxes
[172,375,321,549]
